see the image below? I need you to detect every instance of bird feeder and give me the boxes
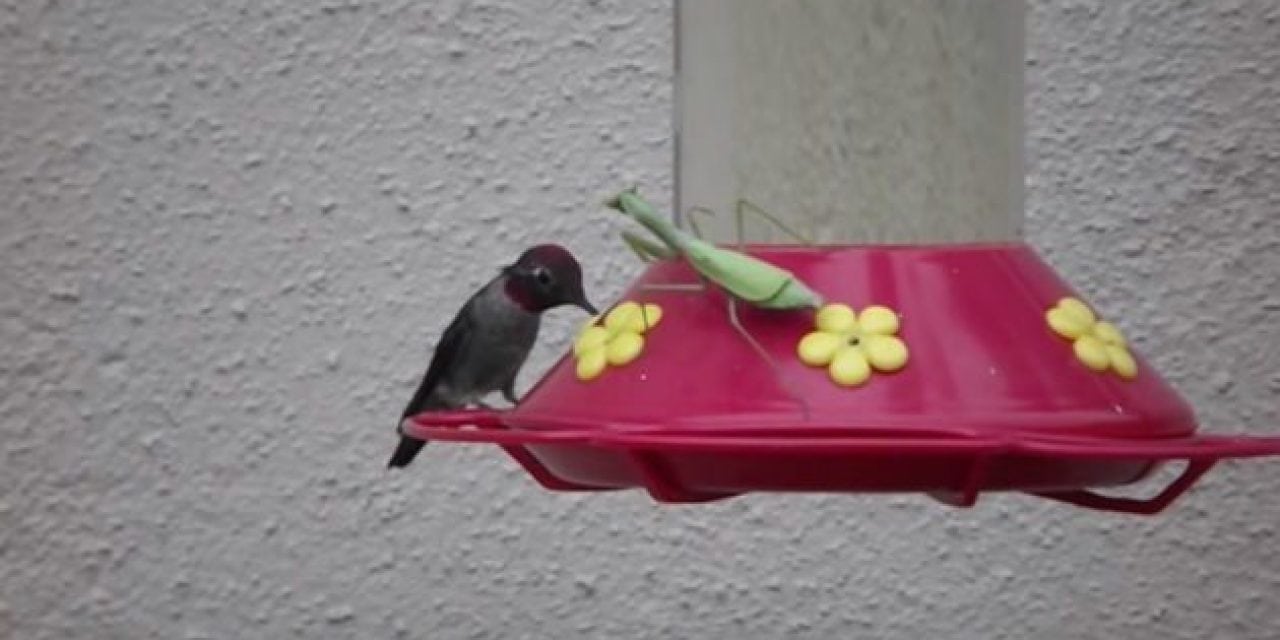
[406,1,1280,514]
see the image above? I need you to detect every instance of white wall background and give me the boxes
[2,1,1278,638]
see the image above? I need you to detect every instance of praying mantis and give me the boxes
[603,187,822,415]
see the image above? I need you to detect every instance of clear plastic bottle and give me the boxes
[675,0,1025,244]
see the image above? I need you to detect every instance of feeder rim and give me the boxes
[403,410,1280,459]
[403,409,1280,515]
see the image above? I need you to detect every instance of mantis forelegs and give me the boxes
[623,231,678,263]
[626,230,711,293]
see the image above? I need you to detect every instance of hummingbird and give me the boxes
[387,244,597,468]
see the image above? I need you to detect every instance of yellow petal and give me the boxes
[573,326,610,356]
[604,302,643,333]
[1073,336,1110,371]
[606,332,645,366]
[1046,307,1089,340]
[1057,297,1097,326]
[1093,321,1125,346]
[798,331,843,366]
[862,334,909,372]
[829,348,872,387]
[1107,345,1137,379]
[639,303,663,332]
[576,349,608,381]
[858,305,900,336]
[816,303,857,335]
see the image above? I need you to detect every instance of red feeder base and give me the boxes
[405,243,1280,515]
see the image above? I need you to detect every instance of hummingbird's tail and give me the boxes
[387,435,426,468]
[389,378,447,469]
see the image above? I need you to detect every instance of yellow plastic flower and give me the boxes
[1045,297,1137,379]
[797,303,909,387]
[573,301,663,381]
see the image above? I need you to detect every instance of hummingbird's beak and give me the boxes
[577,297,599,316]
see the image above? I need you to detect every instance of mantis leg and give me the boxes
[625,220,717,295]
[623,231,678,263]
[683,206,717,240]
[736,199,814,248]
[628,228,713,294]
[725,297,812,420]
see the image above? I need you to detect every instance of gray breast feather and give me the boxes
[436,280,540,405]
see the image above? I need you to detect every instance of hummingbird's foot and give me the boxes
[501,391,521,407]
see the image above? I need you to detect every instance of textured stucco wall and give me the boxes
[2,1,1278,639]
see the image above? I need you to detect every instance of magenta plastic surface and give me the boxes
[405,244,1280,514]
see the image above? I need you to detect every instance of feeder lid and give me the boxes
[519,244,1192,437]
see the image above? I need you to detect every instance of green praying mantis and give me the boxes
[603,187,823,415]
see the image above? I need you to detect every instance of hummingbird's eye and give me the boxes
[533,267,553,286]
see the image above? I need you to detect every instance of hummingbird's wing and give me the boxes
[400,304,475,421]
[388,305,476,468]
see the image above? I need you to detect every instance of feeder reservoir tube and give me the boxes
[675,0,1025,244]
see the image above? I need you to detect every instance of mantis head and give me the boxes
[602,186,641,214]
